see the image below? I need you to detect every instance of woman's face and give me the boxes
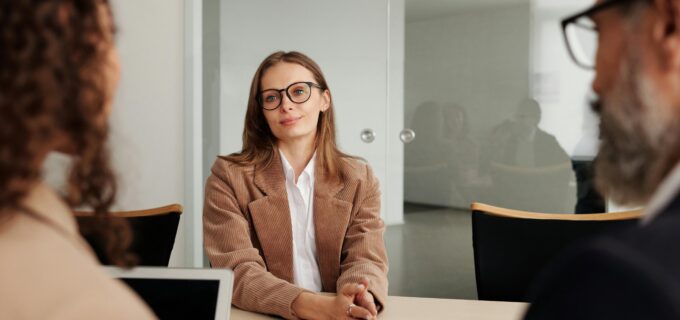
[260,62,330,145]
[100,5,120,119]
[103,47,120,117]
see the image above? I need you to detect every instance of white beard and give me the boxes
[596,44,680,206]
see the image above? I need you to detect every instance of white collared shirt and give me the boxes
[279,150,322,292]
[643,164,680,224]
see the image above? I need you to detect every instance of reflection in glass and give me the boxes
[397,0,596,300]
[571,106,605,213]
[481,99,573,212]
[405,101,449,205]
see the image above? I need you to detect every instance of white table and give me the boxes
[230,296,528,320]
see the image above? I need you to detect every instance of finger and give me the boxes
[366,298,378,316]
[340,283,366,298]
[356,291,378,316]
[347,303,374,320]
[355,278,370,298]
[359,278,370,289]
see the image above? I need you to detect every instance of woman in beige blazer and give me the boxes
[204,51,389,319]
[0,1,154,319]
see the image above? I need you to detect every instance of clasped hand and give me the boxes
[292,278,378,320]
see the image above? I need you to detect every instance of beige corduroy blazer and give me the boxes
[203,154,388,319]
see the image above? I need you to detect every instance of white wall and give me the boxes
[109,0,187,266]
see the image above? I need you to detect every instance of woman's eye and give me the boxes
[265,95,277,102]
[293,89,305,96]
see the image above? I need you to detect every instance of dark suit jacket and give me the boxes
[203,154,388,319]
[525,191,680,319]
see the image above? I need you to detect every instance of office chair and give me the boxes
[471,202,641,302]
[75,204,183,266]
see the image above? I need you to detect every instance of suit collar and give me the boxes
[254,150,344,198]
[313,158,351,291]
[643,163,680,224]
[253,151,287,197]
[314,194,352,291]
[314,158,344,198]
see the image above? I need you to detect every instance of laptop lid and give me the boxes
[105,266,233,320]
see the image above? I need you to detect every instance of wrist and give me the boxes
[292,292,324,319]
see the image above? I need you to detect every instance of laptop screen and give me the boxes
[105,267,233,320]
[121,278,220,320]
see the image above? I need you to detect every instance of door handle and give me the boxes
[360,129,376,143]
[400,129,415,144]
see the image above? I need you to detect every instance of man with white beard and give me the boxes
[525,0,680,319]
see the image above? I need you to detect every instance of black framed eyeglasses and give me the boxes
[561,0,636,69]
[257,81,325,111]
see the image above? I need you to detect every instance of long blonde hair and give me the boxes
[224,51,355,180]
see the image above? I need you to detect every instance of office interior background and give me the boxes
[43,0,604,299]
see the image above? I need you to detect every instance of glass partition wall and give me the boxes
[395,0,596,299]
[404,0,595,214]
[202,0,598,300]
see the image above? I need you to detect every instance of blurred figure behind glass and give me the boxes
[481,98,573,212]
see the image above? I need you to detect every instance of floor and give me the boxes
[385,203,477,299]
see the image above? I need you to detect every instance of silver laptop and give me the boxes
[105,266,233,320]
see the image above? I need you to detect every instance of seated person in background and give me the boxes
[485,99,568,169]
[204,51,388,320]
[0,1,154,318]
[526,0,680,319]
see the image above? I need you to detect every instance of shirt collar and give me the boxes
[643,163,680,224]
[278,149,316,183]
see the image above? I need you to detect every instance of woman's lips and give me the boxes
[280,116,302,126]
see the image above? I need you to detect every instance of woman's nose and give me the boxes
[279,94,294,112]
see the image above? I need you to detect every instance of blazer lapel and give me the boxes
[314,164,353,292]
[249,155,295,283]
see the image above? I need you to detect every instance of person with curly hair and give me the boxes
[0,1,154,318]
[204,51,388,319]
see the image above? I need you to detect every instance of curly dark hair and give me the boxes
[0,0,134,266]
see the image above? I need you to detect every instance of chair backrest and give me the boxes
[471,202,641,302]
[75,204,183,266]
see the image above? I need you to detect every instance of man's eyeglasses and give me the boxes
[561,0,635,69]
[257,81,325,111]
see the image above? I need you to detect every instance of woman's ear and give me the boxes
[321,89,331,112]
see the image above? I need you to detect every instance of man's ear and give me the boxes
[321,89,331,112]
[653,0,680,69]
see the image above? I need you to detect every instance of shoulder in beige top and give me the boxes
[0,183,156,319]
